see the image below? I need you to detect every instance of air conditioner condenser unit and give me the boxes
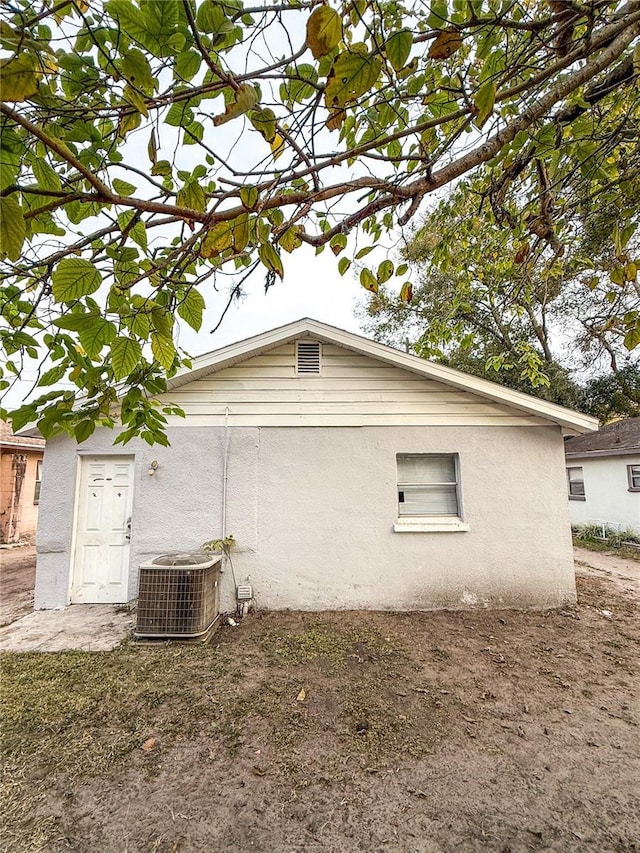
[134,552,222,640]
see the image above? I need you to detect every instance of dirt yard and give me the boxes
[0,544,35,626]
[1,555,638,853]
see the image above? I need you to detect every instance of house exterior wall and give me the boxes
[0,445,43,543]
[35,422,576,611]
[567,454,640,533]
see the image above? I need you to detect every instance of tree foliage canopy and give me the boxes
[1,0,639,441]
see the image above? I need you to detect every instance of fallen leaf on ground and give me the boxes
[141,737,157,752]
[296,687,306,702]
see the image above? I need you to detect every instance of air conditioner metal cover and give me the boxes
[148,552,216,568]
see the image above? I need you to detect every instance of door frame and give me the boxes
[68,452,136,604]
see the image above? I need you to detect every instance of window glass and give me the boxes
[33,460,42,505]
[628,465,640,490]
[567,466,585,498]
[397,454,460,517]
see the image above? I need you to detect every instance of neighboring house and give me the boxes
[30,319,597,613]
[0,420,45,544]
[564,418,640,534]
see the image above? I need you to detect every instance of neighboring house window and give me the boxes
[296,341,321,374]
[567,466,585,500]
[395,454,468,532]
[33,460,42,505]
[628,464,640,492]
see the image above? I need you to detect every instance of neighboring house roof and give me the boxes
[0,419,45,451]
[166,318,598,434]
[564,417,640,459]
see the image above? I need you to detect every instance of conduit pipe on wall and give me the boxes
[222,406,230,543]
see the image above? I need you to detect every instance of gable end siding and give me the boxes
[157,343,548,427]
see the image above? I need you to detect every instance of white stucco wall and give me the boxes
[567,454,640,533]
[35,423,576,611]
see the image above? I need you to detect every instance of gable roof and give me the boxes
[169,318,597,434]
[564,417,640,458]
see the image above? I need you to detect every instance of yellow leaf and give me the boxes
[326,109,345,131]
[141,737,157,752]
[296,687,306,702]
[212,84,259,126]
[428,29,462,60]
[0,54,40,102]
[270,133,285,160]
[399,281,413,303]
[306,6,342,59]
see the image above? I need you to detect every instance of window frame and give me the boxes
[394,453,468,533]
[628,464,640,492]
[567,466,585,501]
[33,459,42,505]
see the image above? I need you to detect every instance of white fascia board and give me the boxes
[168,318,597,434]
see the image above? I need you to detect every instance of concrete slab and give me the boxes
[0,605,134,653]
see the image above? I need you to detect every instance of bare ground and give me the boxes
[1,554,639,853]
[0,544,35,626]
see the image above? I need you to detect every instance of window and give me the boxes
[296,341,321,374]
[628,464,640,492]
[395,454,468,532]
[567,466,585,500]
[33,460,42,505]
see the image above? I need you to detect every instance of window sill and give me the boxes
[568,495,586,501]
[628,488,640,493]
[394,518,469,533]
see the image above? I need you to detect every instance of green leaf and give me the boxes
[110,336,142,380]
[610,266,625,286]
[385,29,413,71]
[240,186,259,209]
[377,259,394,283]
[113,177,137,197]
[151,160,171,176]
[11,404,37,433]
[77,316,117,358]
[52,259,101,303]
[175,51,202,80]
[360,268,378,293]
[258,242,284,278]
[0,196,26,261]
[177,288,205,331]
[38,364,67,387]
[0,54,40,101]
[165,101,192,127]
[338,256,351,275]
[74,419,96,442]
[249,107,277,143]
[151,330,176,369]
[325,47,382,108]
[123,83,148,116]
[32,158,62,192]
[306,6,342,59]
[624,325,640,351]
[330,233,347,255]
[120,49,156,92]
[474,80,496,127]
[177,180,206,213]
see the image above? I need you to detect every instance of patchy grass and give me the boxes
[573,535,640,562]
[1,583,639,853]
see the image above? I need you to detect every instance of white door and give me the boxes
[71,456,134,604]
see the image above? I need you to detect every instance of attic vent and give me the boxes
[296,341,321,374]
